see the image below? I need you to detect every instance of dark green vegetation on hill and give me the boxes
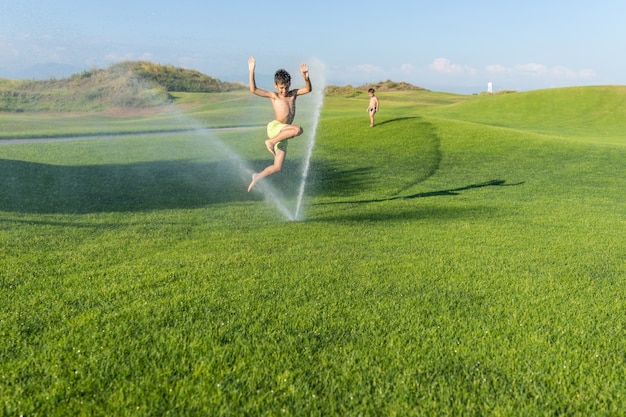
[1,83,625,416]
[325,79,427,98]
[0,61,245,112]
[118,61,245,93]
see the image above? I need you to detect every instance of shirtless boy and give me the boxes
[247,56,312,192]
[367,88,379,127]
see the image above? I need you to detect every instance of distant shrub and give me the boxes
[325,80,427,97]
[325,84,364,98]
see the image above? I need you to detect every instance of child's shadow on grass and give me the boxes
[312,180,525,222]
[373,116,419,127]
[316,179,525,205]
[0,158,260,214]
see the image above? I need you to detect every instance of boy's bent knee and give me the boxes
[290,125,303,137]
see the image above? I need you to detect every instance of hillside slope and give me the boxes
[0,62,245,112]
[425,86,626,144]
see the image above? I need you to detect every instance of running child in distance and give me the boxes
[247,56,312,192]
[367,88,379,127]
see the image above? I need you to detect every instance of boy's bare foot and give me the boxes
[265,140,275,156]
[248,173,260,192]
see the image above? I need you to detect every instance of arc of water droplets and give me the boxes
[294,59,325,221]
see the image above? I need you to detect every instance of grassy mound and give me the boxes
[425,85,626,142]
[0,61,245,112]
[117,61,245,93]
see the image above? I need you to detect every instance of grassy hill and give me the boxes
[116,61,245,94]
[0,61,245,112]
[1,85,625,415]
[424,85,626,143]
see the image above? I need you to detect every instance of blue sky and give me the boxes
[1,0,624,93]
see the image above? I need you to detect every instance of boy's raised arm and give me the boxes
[248,57,256,93]
[248,56,271,97]
[297,63,312,95]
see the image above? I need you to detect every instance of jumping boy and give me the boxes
[367,88,379,127]
[247,56,312,192]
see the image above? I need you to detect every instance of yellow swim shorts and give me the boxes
[267,120,288,151]
[267,120,287,139]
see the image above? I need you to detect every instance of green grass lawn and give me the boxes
[1,87,625,416]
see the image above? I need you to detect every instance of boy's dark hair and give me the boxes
[368,88,375,93]
[274,69,291,85]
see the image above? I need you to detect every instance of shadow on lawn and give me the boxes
[0,157,303,214]
[308,117,443,199]
[310,180,525,222]
[315,179,525,205]
[0,116,443,215]
[373,116,420,127]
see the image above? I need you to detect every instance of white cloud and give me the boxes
[399,63,416,74]
[428,58,476,75]
[349,64,384,74]
[486,62,596,80]
[485,64,511,74]
[551,65,596,79]
[577,69,596,78]
[515,63,548,75]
